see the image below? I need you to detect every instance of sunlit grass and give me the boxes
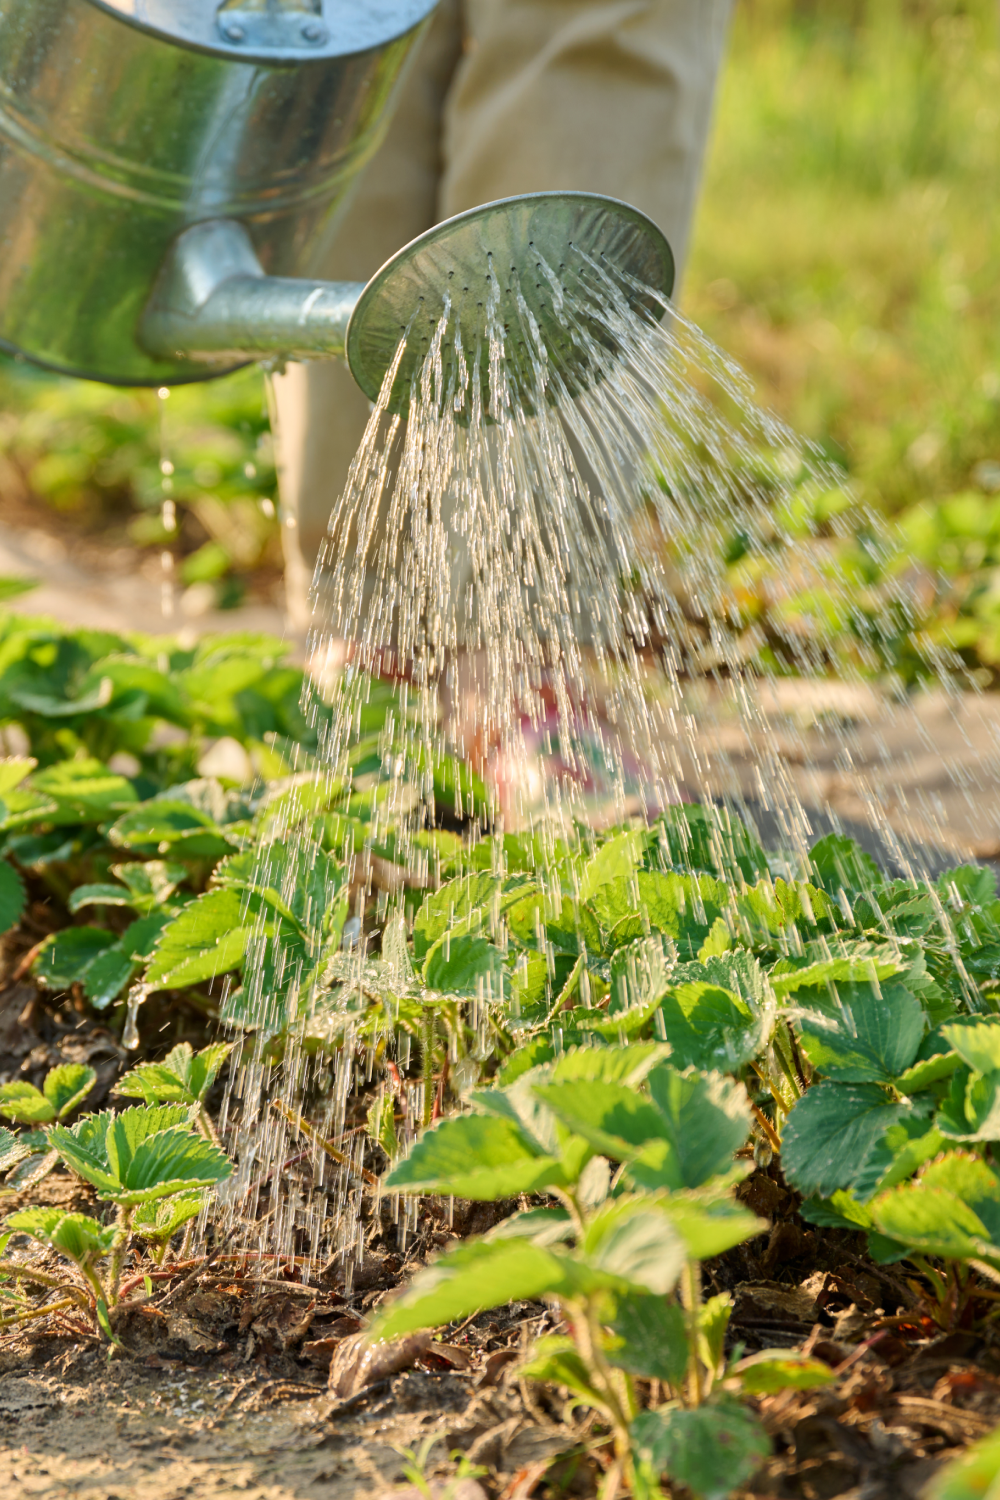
[685,0,1000,515]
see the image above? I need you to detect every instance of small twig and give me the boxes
[0,1295,78,1329]
[749,1102,782,1156]
[272,1100,378,1187]
[155,1229,239,1311]
[207,1377,255,1425]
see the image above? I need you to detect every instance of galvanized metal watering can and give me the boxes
[0,0,674,410]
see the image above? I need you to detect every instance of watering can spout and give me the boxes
[141,221,364,367]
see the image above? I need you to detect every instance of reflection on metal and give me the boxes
[346,192,675,416]
[142,220,364,364]
[215,1,328,52]
[0,0,435,383]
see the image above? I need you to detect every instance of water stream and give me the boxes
[211,241,1000,1279]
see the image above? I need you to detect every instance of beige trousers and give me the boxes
[272,0,733,628]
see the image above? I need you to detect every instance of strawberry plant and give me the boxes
[114,1041,233,1141]
[371,1045,832,1499]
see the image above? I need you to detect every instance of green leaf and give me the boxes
[655,1197,764,1260]
[941,1018,1000,1076]
[937,1065,1000,1143]
[0,859,25,938]
[412,874,502,960]
[145,888,250,988]
[365,1093,398,1159]
[535,1064,749,1193]
[850,1117,944,1203]
[808,833,881,895]
[33,926,119,991]
[781,1082,907,1197]
[607,1293,689,1384]
[579,829,645,899]
[871,1183,993,1263]
[0,1126,31,1174]
[583,1202,687,1295]
[0,757,36,797]
[794,979,925,1084]
[102,1110,232,1205]
[698,1291,733,1376]
[631,1401,770,1500]
[732,1349,837,1395]
[651,804,768,884]
[0,1081,55,1124]
[424,933,506,1000]
[6,1208,117,1268]
[518,1335,608,1411]
[655,979,768,1073]
[800,1192,875,1231]
[29,758,138,824]
[638,1066,751,1191]
[132,1194,205,1246]
[43,1063,96,1119]
[68,883,141,914]
[384,1114,565,1201]
[115,1042,232,1108]
[371,1237,627,1341]
[924,1424,1000,1500]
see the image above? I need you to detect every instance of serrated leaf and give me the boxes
[365,1093,398,1159]
[631,1401,770,1500]
[115,1042,232,1107]
[6,1208,117,1268]
[795,979,925,1084]
[584,1203,687,1295]
[384,1114,565,1200]
[579,829,645,899]
[33,926,119,991]
[699,1291,733,1375]
[43,1064,96,1119]
[800,1191,875,1231]
[0,757,36,797]
[68,884,140,913]
[423,933,506,1000]
[850,1117,944,1203]
[937,1066,1000,1142]
[145,888,250,988]
[781,1082,907,1197]
[0,1081,54,1124]
[0,1126,30,1173]
[871,1183,994,1264]
[370,1237,627,1341]
[132,1194,205,1245]
[941,1018,1000,1076]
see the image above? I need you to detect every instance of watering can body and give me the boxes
[0,0,435,384]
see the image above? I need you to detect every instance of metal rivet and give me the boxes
[302,21,326,42]
[223,21,245,41]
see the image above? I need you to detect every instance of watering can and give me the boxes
[0,0,674,412]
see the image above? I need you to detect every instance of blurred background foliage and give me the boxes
[685,0,1000,680]
[1,0,999,673]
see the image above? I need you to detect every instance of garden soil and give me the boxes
[6,520,1000,1496]
[5,972,1000,1500]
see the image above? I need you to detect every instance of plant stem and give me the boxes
[681,1259,704,1407]
[0,1294,85,1330]
[108,1205,134,1306]
[749,1101,782,1155]
[196,1104,222,1147]
[0,1259,75,1292]
[421,1004,435,1128]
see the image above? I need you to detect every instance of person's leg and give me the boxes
[271,0,463,629]
[440,0,733,282]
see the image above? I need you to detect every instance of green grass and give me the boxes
[686,0,1000,514]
